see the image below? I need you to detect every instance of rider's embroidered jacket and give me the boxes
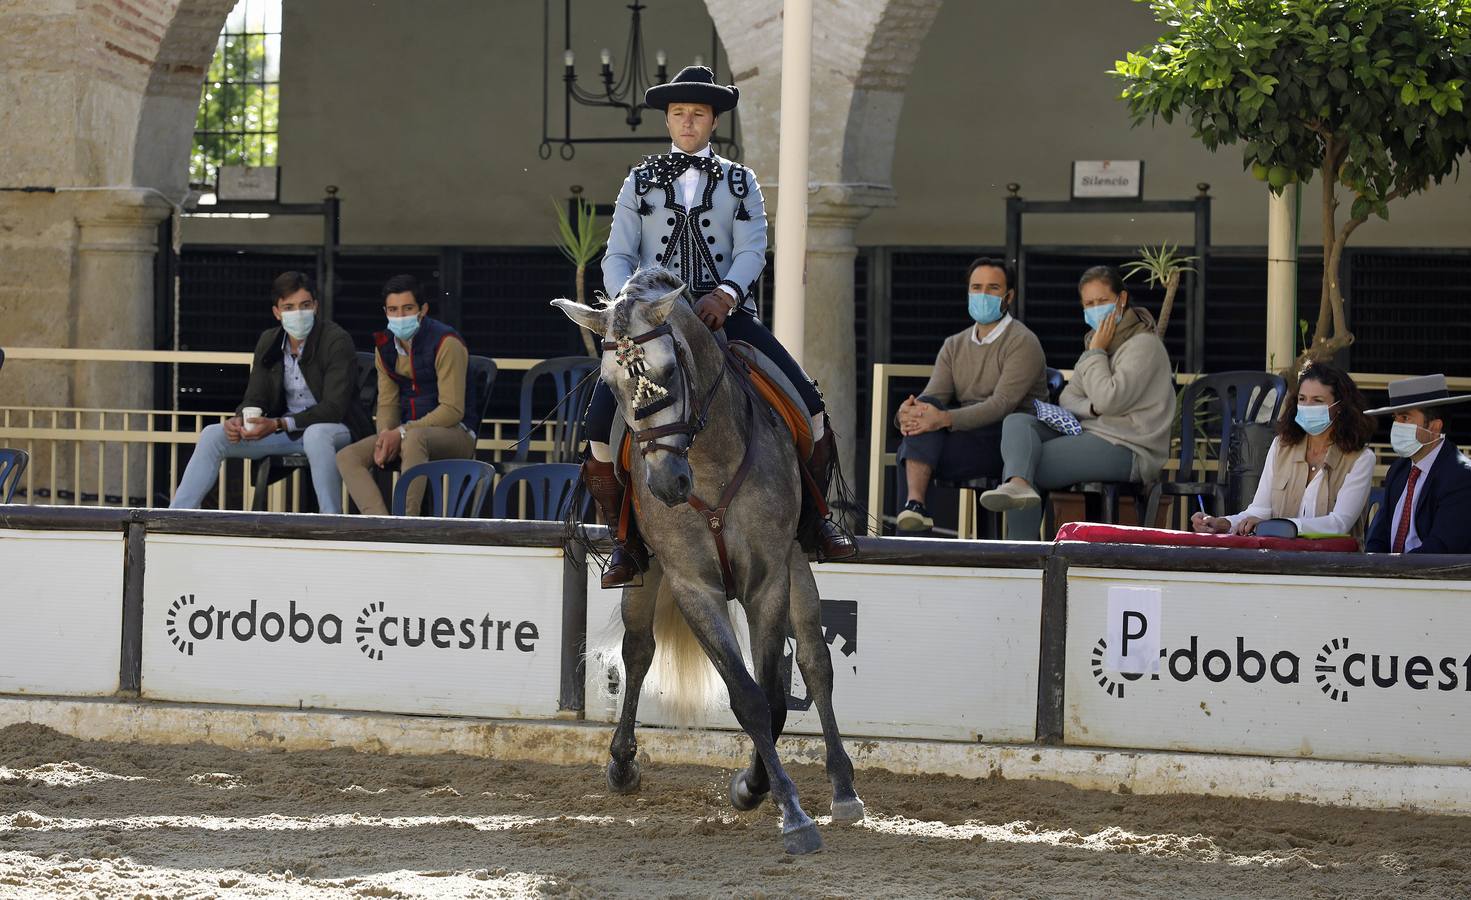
[602,151,767,313]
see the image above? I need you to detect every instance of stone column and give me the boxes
[72,189,173,504]
[801,184,894,522]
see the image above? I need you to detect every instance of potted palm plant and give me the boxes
[553,189,610,358]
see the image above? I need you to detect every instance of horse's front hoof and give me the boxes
[782,820,824,855]
[729,770,768,811]
[606,758,641,794]
[830,797,865,825]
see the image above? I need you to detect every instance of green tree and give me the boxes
[191,29,279,187]
[1113,0,1471,362]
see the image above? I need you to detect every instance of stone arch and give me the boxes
[699,0,945,490]
[133,0,241,195]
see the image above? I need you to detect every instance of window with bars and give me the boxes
[190,0,283,189]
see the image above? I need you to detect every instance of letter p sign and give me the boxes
[1105,586,1162,674]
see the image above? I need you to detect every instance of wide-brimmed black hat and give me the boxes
[644,65,738,114]
[1365,374,1471,416]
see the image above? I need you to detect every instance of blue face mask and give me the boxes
[387,314,421,342]
[280,308,315,341]
[1294,401,1337,436]
[967,292,1005,325]
[1083,302,1117,331]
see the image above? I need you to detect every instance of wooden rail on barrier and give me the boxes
[0,348,567,511]
[866,362,1471,537]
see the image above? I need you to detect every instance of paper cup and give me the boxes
[240,406,264,429]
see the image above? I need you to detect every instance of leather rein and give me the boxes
[601,321,759,600]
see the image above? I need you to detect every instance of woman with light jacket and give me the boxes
[1193,362,1376,540]
[981,265,1175,540]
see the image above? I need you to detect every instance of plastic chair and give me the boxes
[465,354,498,441]
[251,351,381,512]
[512,356,600,465]
[490,462,585,521]
[0,448,28,503]
[1145,371,1288,529]
[392,459,497,518]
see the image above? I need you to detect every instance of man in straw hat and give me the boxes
[1364,374,1471,554]
[577,65,855,588]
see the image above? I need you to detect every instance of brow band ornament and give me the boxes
[613,335,670,412]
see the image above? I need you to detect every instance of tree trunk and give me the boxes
[575,264,599,357]
[1155,270,1181,338]
[1302,145,1355,366]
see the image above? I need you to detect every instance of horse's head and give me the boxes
[554,267,715,507]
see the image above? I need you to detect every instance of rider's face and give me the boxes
[666,103,716,154]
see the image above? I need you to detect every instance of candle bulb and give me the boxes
[693,54,704,67]
[600,48,612,67]
[563,48,575,68]
[655,49,667,66]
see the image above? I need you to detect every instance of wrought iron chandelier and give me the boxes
[539,0,739,161]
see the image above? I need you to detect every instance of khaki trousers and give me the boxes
[337,425,476,516]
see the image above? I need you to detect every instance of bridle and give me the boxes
[602,316,762,601]
[602,321,729,458]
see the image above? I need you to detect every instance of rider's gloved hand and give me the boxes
[694,292,732,331]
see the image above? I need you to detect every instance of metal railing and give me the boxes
[865,362,1471,537]
[0,348,563,511]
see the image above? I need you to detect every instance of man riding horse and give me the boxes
[580,65,855,588]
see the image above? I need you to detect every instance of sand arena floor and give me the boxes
[1,723,1470,898]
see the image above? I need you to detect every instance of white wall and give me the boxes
[185,0,1471,251]
[859,0,1471,249]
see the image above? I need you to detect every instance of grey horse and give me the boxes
[554,267,863,855]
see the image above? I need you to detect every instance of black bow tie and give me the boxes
[645,152,721,184]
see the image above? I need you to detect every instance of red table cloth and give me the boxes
[1053,522,1360,553]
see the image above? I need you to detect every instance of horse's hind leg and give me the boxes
[607,561,659,794]
[789,547,863,823]
[729,589,791,812]
[672,579,821,855]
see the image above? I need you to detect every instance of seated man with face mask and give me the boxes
[1193,362,1377,541]
[1365,374,1471,554]
[169,271,368,513]
[894,257,1048,531]
[336,274,479,516]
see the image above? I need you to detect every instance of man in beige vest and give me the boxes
[894,258,1048,531]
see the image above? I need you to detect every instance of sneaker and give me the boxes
[979,480,1041,512]
[895,500,934,532]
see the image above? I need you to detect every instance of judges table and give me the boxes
[1054,522,1361,553]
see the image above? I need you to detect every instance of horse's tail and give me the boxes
[650,573,724,727]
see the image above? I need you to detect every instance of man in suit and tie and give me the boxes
[1365,374,1471,554]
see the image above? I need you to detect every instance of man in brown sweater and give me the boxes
[895,258,1048,531]
[336,275,478,515]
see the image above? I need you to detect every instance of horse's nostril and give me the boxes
[676,475,691,495]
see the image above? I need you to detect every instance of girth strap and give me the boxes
[685,388,759,601]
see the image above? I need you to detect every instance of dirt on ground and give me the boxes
[1,723,1469,898]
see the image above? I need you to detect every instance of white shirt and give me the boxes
[1227,437,1375,535]
[1388,438,1444,552]
[280,334,319,431]
[969,314,1013,347]
[669,142,736,305]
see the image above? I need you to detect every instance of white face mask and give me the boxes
[1391,421,1435,458]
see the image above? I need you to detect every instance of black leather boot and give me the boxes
[582,458,649,588]
[805,429,857,560]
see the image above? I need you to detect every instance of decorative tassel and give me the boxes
[735,200,750,221]
[638,199,653,217]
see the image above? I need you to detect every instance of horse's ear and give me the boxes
[645,286,684,325]
[551,298,611,336]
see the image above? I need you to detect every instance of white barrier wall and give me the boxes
[142,534,565,719]
[0,529,123,696]
[585,563,1042,742]
[1065,566,1471,765]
